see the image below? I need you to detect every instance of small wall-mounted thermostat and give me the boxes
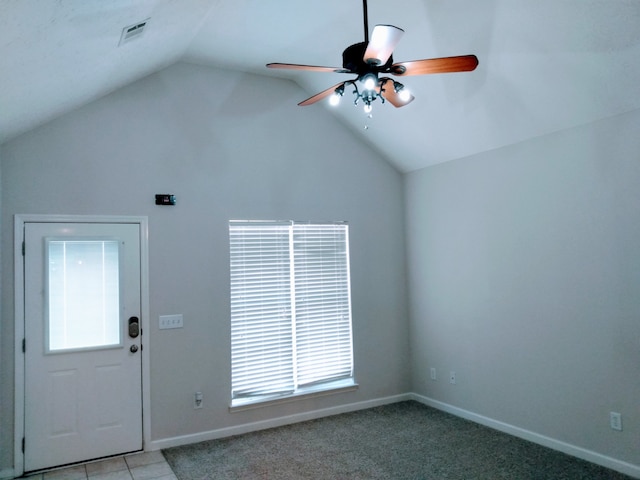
[155,194,176,206]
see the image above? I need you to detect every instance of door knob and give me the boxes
[130,345,139,353]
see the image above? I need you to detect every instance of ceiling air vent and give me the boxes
[119,18,150,46]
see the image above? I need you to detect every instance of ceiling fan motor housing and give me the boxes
[342,42,393,78]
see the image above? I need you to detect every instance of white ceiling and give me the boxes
[2,0,639,172]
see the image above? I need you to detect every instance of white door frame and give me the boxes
[14,214,151,477]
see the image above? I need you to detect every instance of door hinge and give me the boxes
[22,437,25,453]
[22,338,26,353]
[22,241,25,256]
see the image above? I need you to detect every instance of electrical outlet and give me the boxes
[430,367,437,381]
[449,371,456,385]
[194,391,203,409]
[610,412,622,431]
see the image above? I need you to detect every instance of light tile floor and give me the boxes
[25,451,177,480]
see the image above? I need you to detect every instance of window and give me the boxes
[229,220,355,408]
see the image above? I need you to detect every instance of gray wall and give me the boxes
[406,109,640,465]
[0,62,410,470]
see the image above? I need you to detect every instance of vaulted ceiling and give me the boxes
[2,0,639,172]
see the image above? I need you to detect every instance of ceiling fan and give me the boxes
[267,0,478,113]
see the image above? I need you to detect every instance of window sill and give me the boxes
[229,379,359,413]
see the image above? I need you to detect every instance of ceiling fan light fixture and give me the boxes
[361,73,378,91]
[330,83,346,106]
[393,81,412,102]
[398,88,412,103]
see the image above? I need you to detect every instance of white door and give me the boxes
[23,222,143,472]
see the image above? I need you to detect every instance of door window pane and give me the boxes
[47,239,121,352]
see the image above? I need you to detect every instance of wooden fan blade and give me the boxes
[298,82,347,106]
[267,63,347,73]
[363,25,404,66]
[390,55,478,76]
[379,78,415,108]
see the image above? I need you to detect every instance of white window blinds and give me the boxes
[229,221,354,405]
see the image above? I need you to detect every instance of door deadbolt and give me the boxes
[128,316,140,338]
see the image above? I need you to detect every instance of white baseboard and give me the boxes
[149,393,412,451]
[0,468,16,480]
[409,393,640,479]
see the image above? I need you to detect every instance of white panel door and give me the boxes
[23,222,142,472]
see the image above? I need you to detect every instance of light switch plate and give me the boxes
[610,411,622,431]
[159,314,183,329]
